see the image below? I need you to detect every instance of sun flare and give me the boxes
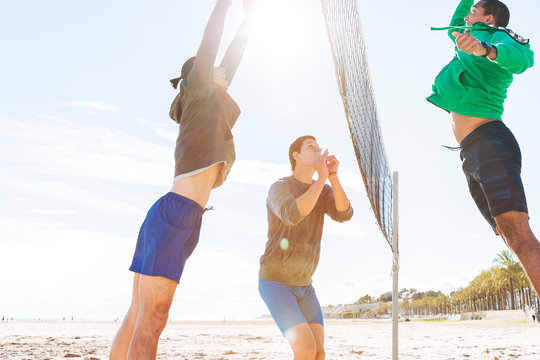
[249,0,318,73]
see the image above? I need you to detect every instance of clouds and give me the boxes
[323,219,367,240]
[27,209,76,215]
[1,113,172,186]
[137,118,177,142]
[60,100,120,113]
[8,179,144,216]
[0,218,134,319]
[2,112,367,191]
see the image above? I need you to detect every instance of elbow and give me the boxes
[336,207,354,223]
[337,216,353,223]
[283,218,303,226]
[280,210,304,226]
[281,203,305,226]
[508,63,530,74]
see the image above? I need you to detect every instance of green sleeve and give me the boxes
[448,0,474,41]
[490,33,535,74]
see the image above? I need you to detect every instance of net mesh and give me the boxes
[321,0,393,248]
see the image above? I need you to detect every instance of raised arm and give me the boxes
[489,32,535,74]
[325,155,353,222]
[448,0,474,41]
[451,30,534,73]
[295,150,329,217]
[219,0,256,85]
[191,0,232,84]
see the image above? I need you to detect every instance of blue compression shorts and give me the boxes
[258,278,324,334]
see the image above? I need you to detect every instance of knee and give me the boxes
[505,234,527,254]
[501,227,534,255]
[315,349,325,360]
[124,304,139,325]
[137,303,170,333]
[496,217,534,254]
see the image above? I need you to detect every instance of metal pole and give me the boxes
[392,171,399,360]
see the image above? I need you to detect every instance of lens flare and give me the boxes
[280,238,289,251]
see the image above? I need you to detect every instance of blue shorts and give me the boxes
[129,192,204,283]
[258,278,324,334]
[460,121,528,233]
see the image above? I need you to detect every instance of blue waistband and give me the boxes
[164,192,205,213]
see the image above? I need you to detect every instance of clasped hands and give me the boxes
[313,149,340,179]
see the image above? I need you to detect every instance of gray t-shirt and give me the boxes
[170,77,240,189]
[259,176,354,286]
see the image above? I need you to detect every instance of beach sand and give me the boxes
[1,319,539,359]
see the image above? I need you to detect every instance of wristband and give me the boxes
[481,41,493,58]
[329,172,337,176]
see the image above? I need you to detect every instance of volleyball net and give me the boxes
[321,0,394,249]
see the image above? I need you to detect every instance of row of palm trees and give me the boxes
[400,250,538,316]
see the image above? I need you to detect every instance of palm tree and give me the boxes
[378,249,535,316]
[493,249,529,310]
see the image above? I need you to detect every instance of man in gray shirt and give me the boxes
[258,135,353,360]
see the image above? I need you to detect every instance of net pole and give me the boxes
[392,171,399,360]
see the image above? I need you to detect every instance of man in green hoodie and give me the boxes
[427,0,540,293]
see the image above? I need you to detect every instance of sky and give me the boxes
[1,0,539,321]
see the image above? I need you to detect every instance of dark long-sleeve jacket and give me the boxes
[259,176,354,286]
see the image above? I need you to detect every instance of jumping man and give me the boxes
[427,1,540,293]
[110,1,255,359]
[258,135,353,360]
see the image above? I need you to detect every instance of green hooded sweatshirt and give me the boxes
[427,0,534,119]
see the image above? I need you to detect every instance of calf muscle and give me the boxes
[495,211,540,294]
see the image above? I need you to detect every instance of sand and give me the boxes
[1,319,540,359]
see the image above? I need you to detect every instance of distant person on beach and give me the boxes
[258,135,353,360]
[427,1,540,295]
[109,1,255,359]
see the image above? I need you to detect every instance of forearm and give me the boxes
[328,174,350,212]
[488,37,534,74]
[194,1,230,79]
[487,46,498,60]
[220,14,253,83]
[295,178,326,217]
[448,0,473,40]
[450,0,473,27]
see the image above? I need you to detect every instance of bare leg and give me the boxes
[127,274,178,360]
[495,211,540,293]
[309,324,325,360]
[284,322,317,360]
[110,273,141,360]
